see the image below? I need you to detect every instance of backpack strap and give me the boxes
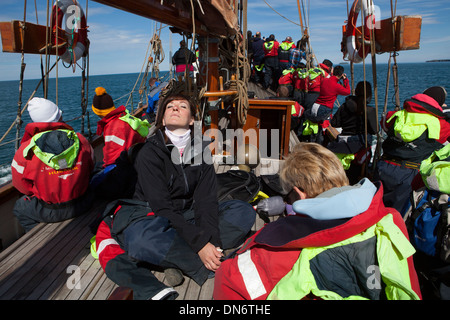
[436,193,450,262]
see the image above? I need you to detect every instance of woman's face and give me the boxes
[162,99,194,131]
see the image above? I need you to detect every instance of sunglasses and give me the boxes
[283,188,301,205]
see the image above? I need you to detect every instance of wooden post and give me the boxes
[198,36,220,154]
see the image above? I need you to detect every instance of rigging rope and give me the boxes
[125,30,155,111]
[0,59,61,145]
[372,0,400,170]
[262,0,302,27]
[14,0,29,151]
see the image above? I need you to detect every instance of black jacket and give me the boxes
[172,47,196,66]
[133,129,221,252]
[252,37,265,60]
[331,96,378,136]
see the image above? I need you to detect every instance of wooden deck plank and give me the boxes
[0,222,64,278]
[183,279,202,300]
[29,236,93,300]
[174,277,190,300]
[59,252,102,300]
[0,223,44,265]
[69,267,104,300]
[3,212,95,299]
[87,273,118,300]
[45,246,98,300]
[0,199,107,300]
[198,278,215,300]
[0,220,75,298]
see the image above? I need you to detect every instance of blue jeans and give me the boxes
[114,199,255,295]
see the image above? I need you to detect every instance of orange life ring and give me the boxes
[344,0,375,63]
[51,0,88,64]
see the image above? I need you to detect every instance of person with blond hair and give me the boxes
[214,142,422,300]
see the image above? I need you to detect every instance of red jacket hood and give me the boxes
[96,105,127,136]
[404,93,445,118]
[319,63,331,74]
[21,122,75,145]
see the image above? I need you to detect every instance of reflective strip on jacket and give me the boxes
[96,105,148,167]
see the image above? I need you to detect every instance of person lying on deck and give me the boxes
[213,142,422,300]
[94,93,256,300]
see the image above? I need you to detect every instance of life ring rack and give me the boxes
[344,0,376,63]
[51,0,88,65]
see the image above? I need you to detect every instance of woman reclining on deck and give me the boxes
[94,93,256,300]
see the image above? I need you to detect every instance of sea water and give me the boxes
[0,62,449,184]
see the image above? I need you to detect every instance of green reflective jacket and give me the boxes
[119,110,150,138]
[420,143,450,193]
[268,214,420,300]
[23,129,80,170]
[389,109,441,142]
[280,42,294,51]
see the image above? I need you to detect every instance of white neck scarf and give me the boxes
[165,128,191,154]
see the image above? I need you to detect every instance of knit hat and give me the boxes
[92,87,115,117]
[27,97,62,123]
[423,86,447,107]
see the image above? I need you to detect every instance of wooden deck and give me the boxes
[0,158,283,300]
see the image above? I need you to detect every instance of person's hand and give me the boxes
[198,242,223,271]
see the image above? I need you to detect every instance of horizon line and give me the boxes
[1,60,449,82]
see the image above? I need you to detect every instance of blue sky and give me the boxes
[0,0,449,81]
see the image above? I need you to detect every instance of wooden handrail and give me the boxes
[202,90,238,97]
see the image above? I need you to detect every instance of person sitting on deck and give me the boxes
[90,87,150,199]
[277,66,295,97]
[11,97,95,232]
[213,142,422,300]
[373,86,450,213]
[172,40,197,79]
[94,93,256,300]
[275,85,304,137]
[146,77,160,115]
[292,63,308,106]
[143,77,168,123]
[303,59,333,111]
[327,81,378,184]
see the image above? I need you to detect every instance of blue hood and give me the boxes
[291,178,377,220]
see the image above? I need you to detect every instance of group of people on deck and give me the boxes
[248,32,352,143]
[10,38,450,299]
